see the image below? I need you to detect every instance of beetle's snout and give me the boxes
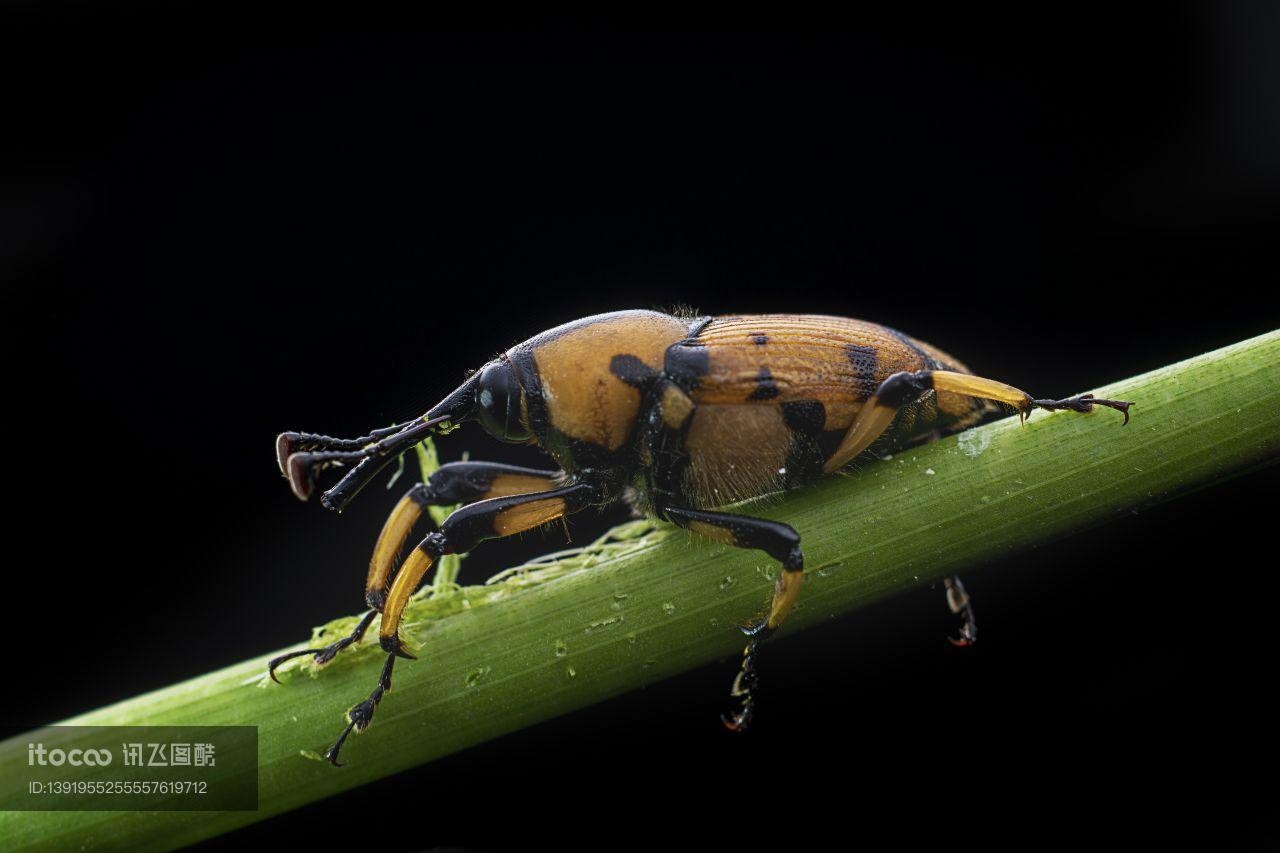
[425,370,482,429]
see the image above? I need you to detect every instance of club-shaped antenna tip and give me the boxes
[276,432,300,475]
[286,453,314,502]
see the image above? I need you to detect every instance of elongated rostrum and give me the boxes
[271,310,1131,765]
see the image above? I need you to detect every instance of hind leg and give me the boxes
[823,369,1131,473]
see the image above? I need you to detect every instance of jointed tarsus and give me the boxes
[267,609,379,684]
[1026,393,1132,424]
[325,653,399,767]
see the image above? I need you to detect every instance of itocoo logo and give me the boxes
[27,743,113,766]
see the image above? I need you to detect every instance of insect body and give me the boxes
[271,310,1131,764]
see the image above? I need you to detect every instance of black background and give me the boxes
[4,6,1279,850]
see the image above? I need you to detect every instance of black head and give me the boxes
[473,358,535,444]
[278,356,546,512]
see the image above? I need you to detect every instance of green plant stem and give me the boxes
[3,330,1278,851]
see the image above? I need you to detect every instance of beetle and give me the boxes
[269,309,1131,765]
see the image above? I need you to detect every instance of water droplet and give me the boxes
[554,639,568,657]
[662,602,676,616]
[585,615,624,633]
[464,666,491,688]
[719,575,736,590]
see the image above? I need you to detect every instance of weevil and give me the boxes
[269,310,1131,765]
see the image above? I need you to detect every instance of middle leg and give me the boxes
[364,462,561,611]
[324,476,608,765]
[663,506,803,733]
[268,461,561,682]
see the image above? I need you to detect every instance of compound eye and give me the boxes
[475,361,533,443]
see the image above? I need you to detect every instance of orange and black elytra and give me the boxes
[270,309,1132,765]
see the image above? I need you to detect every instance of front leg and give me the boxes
[365,462,561,611]
[664,506,803,733]
[326,475,609,766]
[268,461,561,682]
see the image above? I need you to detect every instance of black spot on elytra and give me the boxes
[610,354,659,388]
[747,367,780,401]
[846,343,879,399]
[664,342,710,390]
[750,333,768,346]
